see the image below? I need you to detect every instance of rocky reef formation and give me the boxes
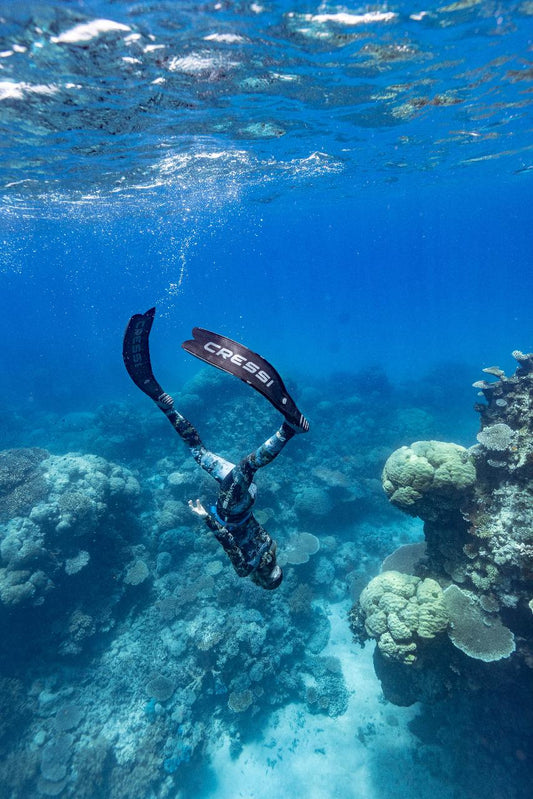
[1,366,397,799]
[350,350,533,706]
[0,449,143,658]
[6,354,530,799]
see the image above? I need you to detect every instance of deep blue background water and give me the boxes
[1,173,531,414]
[0,0,532,418]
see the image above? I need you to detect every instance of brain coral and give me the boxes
[359,571,448,664]
[382,440,476,519]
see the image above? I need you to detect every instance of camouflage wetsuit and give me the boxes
[156,393,295,589]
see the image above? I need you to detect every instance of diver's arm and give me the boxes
[188,498,208,517]
[188,499,252,577]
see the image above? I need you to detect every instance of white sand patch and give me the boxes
[207,602,454,799]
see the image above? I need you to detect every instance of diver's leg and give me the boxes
[246,420,297,470]
[156,392,233,483]
[217,421,297,519]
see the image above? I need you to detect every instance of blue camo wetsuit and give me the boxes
[122,308,309,590]
[156,392,296,589]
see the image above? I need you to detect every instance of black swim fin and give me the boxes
[182,327,309,432]
[123,307,165,401]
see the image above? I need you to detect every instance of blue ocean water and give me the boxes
[1,2,532,798]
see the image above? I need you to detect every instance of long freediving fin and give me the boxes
[182,327,309,431]
[123,307,166,401]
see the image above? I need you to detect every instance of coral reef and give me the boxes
[358,571,448,665]
[443,584,515,662]
[0,448,49,523]
[0,368,368,797]
[350,350,533,706]
[7,357,527,798]
[382,440,476,520]
[278,531,320,565]
[0,450,143,657]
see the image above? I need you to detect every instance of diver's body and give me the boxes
[123,308,309,590]
[155,391,300,589]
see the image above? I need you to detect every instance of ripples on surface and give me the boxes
[0,0,532,212]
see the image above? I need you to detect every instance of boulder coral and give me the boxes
[382,440,476,520]
[358,571,448,664]
[350,350,533,705]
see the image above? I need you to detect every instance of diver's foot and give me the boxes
[251,563,283,590]
[283,416,310,435]
[157,392,175,410]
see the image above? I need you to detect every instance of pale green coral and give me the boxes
[382,440,476,517]
[359,571,448,664]
[470,562,499,591]
[378,632,417,663]
[382,446,434,494]
[416,578,449,637]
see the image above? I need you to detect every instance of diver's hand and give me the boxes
[188,499,208,517]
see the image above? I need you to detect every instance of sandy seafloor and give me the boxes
[208,603,452,799]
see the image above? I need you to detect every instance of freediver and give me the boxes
[123,308,309,590]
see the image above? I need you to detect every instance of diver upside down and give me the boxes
[123,308,309,590]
